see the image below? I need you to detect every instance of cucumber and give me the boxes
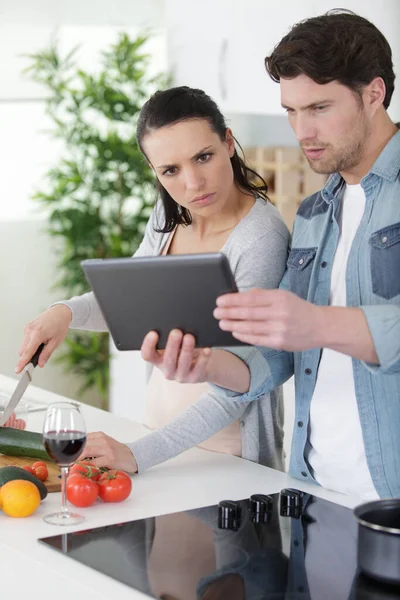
[0,428,51,461]
[0,466,48,500]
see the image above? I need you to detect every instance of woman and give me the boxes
[16,86,289,473]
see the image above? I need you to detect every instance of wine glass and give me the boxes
[42,401,87,526]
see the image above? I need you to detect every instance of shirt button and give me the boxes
[305,368,312,375]
[301,471,308,477]
[298,258,304,265]
[381,236,388,243]
[297,421,303,428]
[321,261,327,268]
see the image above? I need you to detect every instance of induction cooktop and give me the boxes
[39,489,400,599]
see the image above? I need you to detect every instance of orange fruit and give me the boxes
[0,480,41,518]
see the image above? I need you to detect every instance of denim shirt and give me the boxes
[222,129,400,498]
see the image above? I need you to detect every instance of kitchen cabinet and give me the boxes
[165,0,234,108]
[166,0,400,117]
[165,0,315,115]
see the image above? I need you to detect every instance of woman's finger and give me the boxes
[175,334,197,381]
[141,331,161,363]
[161,330,185,379]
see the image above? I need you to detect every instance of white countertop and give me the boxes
[0,374,362,600]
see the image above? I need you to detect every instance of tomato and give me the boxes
[98,470,132,503]
[69,461,101,481]
[32,461,46,469]
[21,466,35,475]
[66,473,99,508]
[33,465,48,482]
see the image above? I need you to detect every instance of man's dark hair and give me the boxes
[265,9,395,109]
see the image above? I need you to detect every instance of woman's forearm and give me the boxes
[127,391,249,472]
[206,349,250,393]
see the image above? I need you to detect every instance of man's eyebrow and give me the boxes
[281,100,333,111]
[156,145,214,169]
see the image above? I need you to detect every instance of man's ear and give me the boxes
[365,77,386,115]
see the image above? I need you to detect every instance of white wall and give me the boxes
[0,0,165,406]
[0,219,101,404]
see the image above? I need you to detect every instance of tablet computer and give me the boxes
[81,253,244,350]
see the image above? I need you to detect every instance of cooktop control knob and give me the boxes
[280,488,304,518]
[249,494,273,525]
[218,500,242,531]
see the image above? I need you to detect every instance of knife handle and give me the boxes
[30,343,45,368]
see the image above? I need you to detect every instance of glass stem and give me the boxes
[61,466,69,515]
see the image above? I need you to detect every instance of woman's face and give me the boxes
[142,118,236,218]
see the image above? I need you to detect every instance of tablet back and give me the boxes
[82,253,244,350]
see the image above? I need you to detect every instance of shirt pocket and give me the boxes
[370,222,400,300]
[287,247,317,300]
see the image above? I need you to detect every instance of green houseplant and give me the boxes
[25,33,166,409]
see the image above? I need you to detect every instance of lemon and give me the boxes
[0,479,41,518]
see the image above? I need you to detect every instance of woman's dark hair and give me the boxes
[136,86,269,233]
[265,9,395,110]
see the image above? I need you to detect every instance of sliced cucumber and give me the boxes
[0,428,51,461]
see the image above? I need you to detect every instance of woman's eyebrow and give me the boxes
[156,145,214,169]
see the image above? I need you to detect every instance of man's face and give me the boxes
[280,75,371,176]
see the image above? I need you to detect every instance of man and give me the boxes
[142,10,400,500]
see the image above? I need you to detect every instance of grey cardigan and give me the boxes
[60,197,290,472]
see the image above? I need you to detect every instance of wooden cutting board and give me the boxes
[0,455,61,492]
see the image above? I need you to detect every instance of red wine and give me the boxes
[44,431,86,465]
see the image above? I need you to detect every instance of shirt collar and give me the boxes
[369,127,400,182]
[320,127,400,203]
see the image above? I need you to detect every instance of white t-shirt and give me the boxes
[306,183,379,500]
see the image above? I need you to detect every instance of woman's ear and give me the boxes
[225,128,235,158]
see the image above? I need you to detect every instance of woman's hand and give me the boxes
[2,412,26,430]
[141,329,250,393]
[141,329,212,384]
[15,304,72,373]
[78,432,138,473]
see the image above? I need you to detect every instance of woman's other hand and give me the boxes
[78,432,138,473]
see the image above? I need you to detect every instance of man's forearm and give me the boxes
[316,306,379,363]
[207,349,250,392]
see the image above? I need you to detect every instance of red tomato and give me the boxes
[32,461,47,469]
[33,465,48,481]
[69,462,101,481]
[66,473,99,508]
[21,466,35,475]
[98,470,132,503]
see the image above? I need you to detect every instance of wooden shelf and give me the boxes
[243,146,327,230]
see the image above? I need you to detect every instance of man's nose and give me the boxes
[291,114,318,144]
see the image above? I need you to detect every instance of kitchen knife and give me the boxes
[0,344,45,427]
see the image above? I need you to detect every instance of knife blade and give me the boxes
[0,344,45,427]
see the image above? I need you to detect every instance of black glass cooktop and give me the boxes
[39,490,400,599]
